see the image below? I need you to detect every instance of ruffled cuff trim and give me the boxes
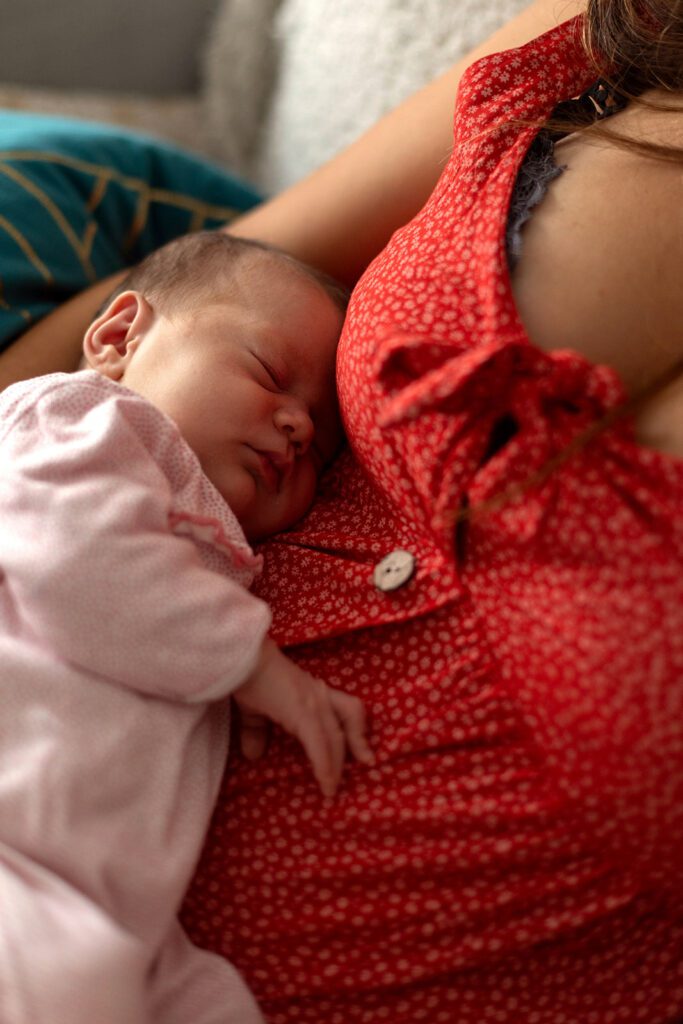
[169,511,264,572]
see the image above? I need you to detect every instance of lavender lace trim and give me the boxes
[506,132,566,270]
[505,78,629,270]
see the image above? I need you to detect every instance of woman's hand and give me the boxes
[233,637,373,797]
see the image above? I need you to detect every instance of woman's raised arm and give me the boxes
[227,0,584,284]
[0,0,583,391]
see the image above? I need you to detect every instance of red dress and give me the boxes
[182,17,683,1022]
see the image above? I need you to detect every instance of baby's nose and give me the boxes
[274,399,314,452]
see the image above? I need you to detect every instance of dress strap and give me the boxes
[550,77,630,135]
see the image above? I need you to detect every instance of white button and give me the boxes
[373,550,416,592]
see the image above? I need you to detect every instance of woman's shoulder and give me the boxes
[511,92,683,455]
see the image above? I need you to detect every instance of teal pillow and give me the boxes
[0,111,262,350]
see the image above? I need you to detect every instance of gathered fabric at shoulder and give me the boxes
[372,324,629,541]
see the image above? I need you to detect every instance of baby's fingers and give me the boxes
[297,695,347,798]
[238,710,270,761]
[329,690,374,766]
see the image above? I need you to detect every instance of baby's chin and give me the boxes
[244,511,306,543]
[219,465,317,542]
[243,496,317,543]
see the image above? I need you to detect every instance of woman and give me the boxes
[2,0,682,1021]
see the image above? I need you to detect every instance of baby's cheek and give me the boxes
[298,462,318,510]
[286,462,318,523]
[217,465,258,524]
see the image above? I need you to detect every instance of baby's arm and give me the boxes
[1,376,374,795]
[233,637,373,797]
[0,380,270,701]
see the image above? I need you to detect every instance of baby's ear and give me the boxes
[83,290,153,379]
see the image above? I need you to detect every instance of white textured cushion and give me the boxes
[202,0,282,179]
[202,0,529,192]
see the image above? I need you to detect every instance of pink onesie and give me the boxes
[0,371,268,1024]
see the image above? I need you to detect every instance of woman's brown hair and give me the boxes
[556,0,683,162]
[585,0,683,94]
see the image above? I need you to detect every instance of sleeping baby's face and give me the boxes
[91,253,345,540]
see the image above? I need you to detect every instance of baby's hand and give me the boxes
[232,638,373,797]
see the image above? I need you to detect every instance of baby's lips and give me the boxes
[253,451,280,493]
[258,448,296,491]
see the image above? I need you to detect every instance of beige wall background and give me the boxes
[0,0,217,94]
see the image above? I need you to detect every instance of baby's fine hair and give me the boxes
[102,231,350,317]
